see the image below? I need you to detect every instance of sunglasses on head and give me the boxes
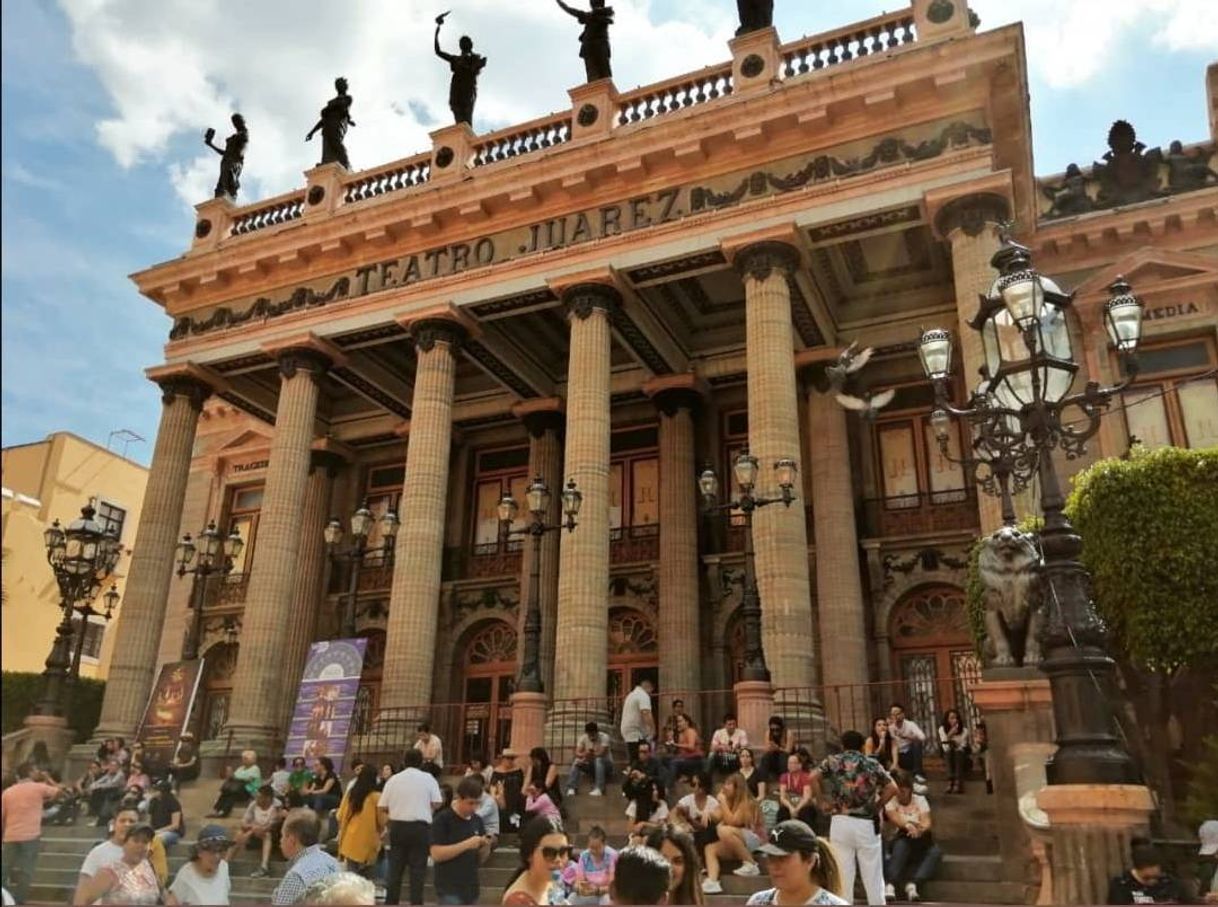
[541,845,572,861]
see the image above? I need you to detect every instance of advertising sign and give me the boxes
[283,638,368,773]
[137,660,204,774]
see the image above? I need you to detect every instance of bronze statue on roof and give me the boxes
[203,113,248,201]
[435,12,487,126]
[556,0,615,83]
[307,77,356,170]
[736,0,774,35]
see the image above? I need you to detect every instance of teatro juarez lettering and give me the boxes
[355,188,683,294]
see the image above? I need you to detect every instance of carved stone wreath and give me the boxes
[434,146,455,169]
[577,103,600,127]
[195,219,212,239]
[741,54,766,79]
[307,185,326,206]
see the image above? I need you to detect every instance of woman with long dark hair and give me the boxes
[524,747,563,806]
[938,709,970,794]
[625,778,668,834]
[502,815,570,905]
[644,825,704,906]
[336,764,384,876]
[864,717,899,771]
[304,757,340,814]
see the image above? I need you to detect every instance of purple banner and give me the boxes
[283,638,368,774]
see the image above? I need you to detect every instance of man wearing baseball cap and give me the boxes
[747,820,848,905]
[1198,820,1218,904]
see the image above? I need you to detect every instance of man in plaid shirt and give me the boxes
[271,808,340,905]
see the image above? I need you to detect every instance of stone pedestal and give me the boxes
[13,716,75,773]
[734,680,775,751]
[509,692,548,757]
[1038,784,1156,905]
[970,675,1055,882]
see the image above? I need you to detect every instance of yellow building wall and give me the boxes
[2,433,149,679]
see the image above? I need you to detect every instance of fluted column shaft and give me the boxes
[223,351,328,748]
[94,379,209,740]
[936,195,1012,534]
[737,243,817,691]
[380,324,461,715]
[654,391,702,703]
[518,415,564,695]
[807,382,870,732]
[276,454,337,732]
[552,287,616,710]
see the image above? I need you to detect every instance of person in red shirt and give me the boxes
[1,762,61,903]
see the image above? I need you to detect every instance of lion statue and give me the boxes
[977,525,1044,667]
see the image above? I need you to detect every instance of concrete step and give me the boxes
[921,878,1027,904]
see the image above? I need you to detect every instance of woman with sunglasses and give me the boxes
[502,815,570,905]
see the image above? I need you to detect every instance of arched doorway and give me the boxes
[198,642,239,741]
[460,620,517,766]
[888,585,981,734]
[351,629,386,737]
[606,607,658,725]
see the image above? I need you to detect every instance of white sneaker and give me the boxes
[906,882,920,902]
[590,788,603,797]
[913,782,929,796]
[701,879,723,894]
[885,883,896,901]
[566,788,576,797]
[733,862,760,877]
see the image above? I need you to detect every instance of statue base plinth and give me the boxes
[969,677,1054,896]
[508,691,547,760]
[6,715,76,774]
[1037,784,1156,905]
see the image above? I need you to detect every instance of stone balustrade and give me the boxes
[779,10,918,79]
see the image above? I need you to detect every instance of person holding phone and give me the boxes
[430,777,491,905]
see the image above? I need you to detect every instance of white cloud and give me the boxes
[57,0,732,208]
[971,0,1218,88]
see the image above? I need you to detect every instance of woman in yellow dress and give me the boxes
[336,763,385,876]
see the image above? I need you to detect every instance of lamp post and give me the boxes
[325,503,400,639]
[175,522,244,661]
[497,477,581,692]
[918,235,1144,785]
[36,502,123,716]
[67,583,120,684]
[698,453,799,683]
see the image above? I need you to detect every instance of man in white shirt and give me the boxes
[378,750,443,905]
[708,713,749,779]
[620,679,655,764]
[888,704,928,786]
[566,722,613,797]
[72,806,138,905]
[412,725,444,777]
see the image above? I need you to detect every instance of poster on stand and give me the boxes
[283,639,368,773]
[137,660,204,775]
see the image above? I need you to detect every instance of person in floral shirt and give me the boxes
[810,730,897,907]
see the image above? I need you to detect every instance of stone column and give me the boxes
[804,372,870,733]
[546,284,616,758]
[379,320,463,719]
[934,193,1013,534]
[92,372,210,741]
[220,347,331,753]
[734,242,818,694]
[644,377,705,714]
[275,450,339,733]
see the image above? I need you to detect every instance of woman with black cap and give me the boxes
[169,824,234,905]
[74,823,167,905]
[747,820,847,906]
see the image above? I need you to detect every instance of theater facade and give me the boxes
[88,0,1218,768]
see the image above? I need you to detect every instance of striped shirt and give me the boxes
[270,845,339,905]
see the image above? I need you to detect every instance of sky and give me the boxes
[2,0,1215,467]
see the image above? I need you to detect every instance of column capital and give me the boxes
[146,363,214,411]
[562,282,621,319]
[512,397,566,438]
[261,333,346,380]
[643,374,708,416]
[926,174,1015,241]
[733,240,801,282]
[410,317,468,353]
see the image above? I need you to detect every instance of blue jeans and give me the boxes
[2,839,41,904]
[567,756,610,792]
[156,830,182,849]
[897,741,924,777]
[886,835,941,885]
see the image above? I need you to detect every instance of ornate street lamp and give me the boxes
[498,477,580,692]
[699,452,799,683]
[176,521,244,660]
[918,235,1144,785]
[36,502,123,716]
[326,503,400,638]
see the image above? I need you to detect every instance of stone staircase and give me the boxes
[25,770,1027,904]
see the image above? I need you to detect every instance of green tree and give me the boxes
[1068,446,1218,820]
